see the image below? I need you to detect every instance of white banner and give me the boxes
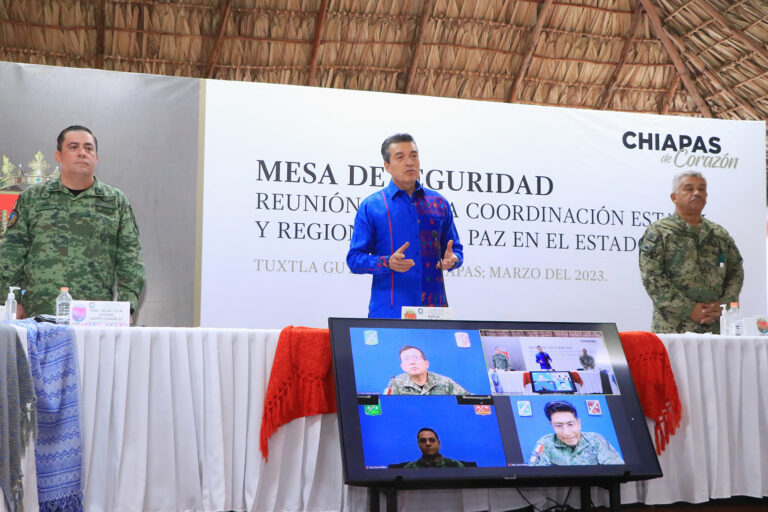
[201,80,766,330]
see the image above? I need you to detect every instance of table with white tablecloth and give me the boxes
[6,328,768,511]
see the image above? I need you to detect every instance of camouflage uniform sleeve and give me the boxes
[115,196,146,312]
[387,376,402,395]
[638,226,696,322]
[594,434,624,465]
[448,377,469,395]
[0,192,32,293]
[720,233,744,304]
[528,437,551,466]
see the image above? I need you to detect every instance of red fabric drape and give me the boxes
[259,326,336,461]
[619,331,682,455]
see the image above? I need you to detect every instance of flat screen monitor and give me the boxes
[328,317,662,488]
[529,371,577,394]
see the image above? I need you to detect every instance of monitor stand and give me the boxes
[368,481,623,512]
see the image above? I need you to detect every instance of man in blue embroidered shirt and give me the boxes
[347,133,463,318]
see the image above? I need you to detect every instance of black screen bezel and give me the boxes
[329,317,662,488]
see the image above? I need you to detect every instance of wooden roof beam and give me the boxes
[639,0,712,117]
[404,0,434,94]
[661,74,680,114]
[696,0,768,65]
[507,0,554,103]
[307,0,329,87]
[205,0,232,79]
[667,31,760,118]
[95,0,106,69]
[597,1,644,110]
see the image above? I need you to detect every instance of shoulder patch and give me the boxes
[6,209,18,229]
[640,241,657,254]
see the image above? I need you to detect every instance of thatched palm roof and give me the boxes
[1,0,766,176]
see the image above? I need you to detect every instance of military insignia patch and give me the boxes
[586,399,602,416]
[363,329,378,345]
[6,209,18,229]
[474,404,491,416]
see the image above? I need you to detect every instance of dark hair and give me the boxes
[417,427,438,441]
[381,133,415,163]
[57,125,98,152]
[544,400,578,421]
[399,345,426,359]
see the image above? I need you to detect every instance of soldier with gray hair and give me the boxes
[0,125,145,319]
[638,171,743,333]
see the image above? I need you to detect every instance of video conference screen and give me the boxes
[329,318,662,487]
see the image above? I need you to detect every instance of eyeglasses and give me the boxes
[401,355,424,362]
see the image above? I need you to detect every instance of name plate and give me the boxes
[71,300,130,327]
[401,306,454,320]
[742,315,768,336]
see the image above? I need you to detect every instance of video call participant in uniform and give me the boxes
[402,428,465,468]
[386,346,469,395]
[639,171,743,333]
[346,133,463,318]
[579,348,595,370]
[535,346,553,370]
[0,125,145,319]
[528,400,624,466]
[490,346,512,371]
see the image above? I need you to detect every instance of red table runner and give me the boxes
[259,326,337,461]
[619,331,682,455]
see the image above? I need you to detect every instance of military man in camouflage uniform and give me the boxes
[528,400,623,466]
[386,345,469,395]
[402,428,465,468]
[490,346,512,371]
[639,171,743,334]
[579,349,595,370]
[0,125,145,318]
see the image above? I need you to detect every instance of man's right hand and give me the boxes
[389,242,415,273]
[16,303,26,320]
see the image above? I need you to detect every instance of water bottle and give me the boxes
[729,301,742,336]
[56,287,72,325]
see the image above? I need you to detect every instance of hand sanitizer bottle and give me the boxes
[4,286,20,321]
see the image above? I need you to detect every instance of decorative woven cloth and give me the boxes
[260,326,337,461]
[619,331,682,455]
[0,324,36,512]
[20,320,83,512]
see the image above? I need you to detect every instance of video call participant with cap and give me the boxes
[0,125,146,320]
[346,133,463,318]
